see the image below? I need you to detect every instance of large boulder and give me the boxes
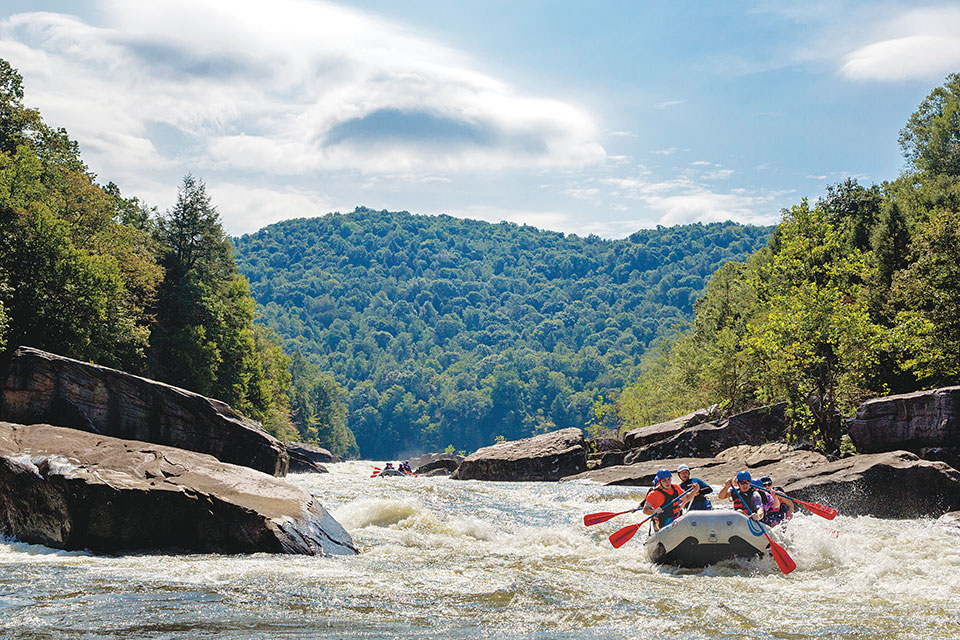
[626,404,786,463]
[0,422,356,555]
[781,451,960,518]
[415,458,461,476]
[411,452,465,472]
[451,428,587,481]
[285,442,339,473]
[0,347,287,476]
[848,387,960,466]
[622,407,714,450]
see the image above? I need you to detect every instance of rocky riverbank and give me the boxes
[0,346,356,556]
[446,390,960,518]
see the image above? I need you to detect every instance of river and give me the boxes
[1,460,958,639]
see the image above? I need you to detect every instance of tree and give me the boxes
[891,207,960,386]
[899,73,960,177]
[746,201,884,450]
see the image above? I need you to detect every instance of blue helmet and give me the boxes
[736,470,752,483]
[654,469,672,482]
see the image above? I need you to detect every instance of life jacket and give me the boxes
[681,478,713,510]
[649,484,683,528]
[732,487,761,515]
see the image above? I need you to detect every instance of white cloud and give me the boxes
[655,99,686,109]
[840,7,960,81]
[208,183,337,235]
[0,0,605,183]
[652,147,682,155]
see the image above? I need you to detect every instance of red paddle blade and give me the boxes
[765,534,797,574]
[609,523,642,549]
[798,500,837,520]
[370,470,381,478]
[583,511,621,527]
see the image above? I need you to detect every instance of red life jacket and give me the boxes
[648,484,682,528]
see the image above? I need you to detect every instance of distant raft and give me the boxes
[644,510,777,567]
[377,468,411,477]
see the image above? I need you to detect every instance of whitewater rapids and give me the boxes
[1,460,958,639]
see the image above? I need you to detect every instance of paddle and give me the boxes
[732,486,796,575]
[608,488,693,549]
[752,481,838,520]
[370,466,383,478]
[584,508,640,527]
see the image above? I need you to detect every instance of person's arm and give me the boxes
[751,494,764,520]
[718,478,733,500]
[696,479,713,495]
[642,492,662,516]
[680,483,698,507]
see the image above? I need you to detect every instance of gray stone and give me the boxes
[622,407,714,450]
[285,442,338,473]
[848,387,960,465]
[626,404,786,463]
[451,428,587,482]
[0,422,356,555]
[0,346,287,476]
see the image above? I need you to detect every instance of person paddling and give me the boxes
[719,470,764,521]
[758,476,793,526]
[677,464,713,510]
[643,469,698,530]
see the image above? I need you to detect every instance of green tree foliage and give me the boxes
[746,201,883,450]
[0,59,160,369]
[899,73,960,177]
[232,210,771,457]
[619,73,960,453]
[0,59,314,450]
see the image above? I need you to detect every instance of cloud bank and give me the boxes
[0,0,605,183]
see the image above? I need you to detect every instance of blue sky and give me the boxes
[2,1,959,237]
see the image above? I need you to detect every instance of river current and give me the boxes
[1,460,958,639]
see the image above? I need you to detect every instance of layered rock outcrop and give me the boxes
[285,442,338,473]
[0,347,287,476]
[625,404,786,463]
[451,428,586,481]
[0,422,356,555]
[848,387,960,467]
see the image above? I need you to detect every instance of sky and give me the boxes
[2,1,959,238]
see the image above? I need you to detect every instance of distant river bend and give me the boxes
[2,461,958,639]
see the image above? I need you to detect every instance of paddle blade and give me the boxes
[583,511,621,527]
[798,500,838,520]
[609,523,642,549]
[765,534,797,575]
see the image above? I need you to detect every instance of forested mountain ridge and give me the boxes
[233,210,772,457]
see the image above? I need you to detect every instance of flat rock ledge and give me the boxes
[0,346,287,476]
[0,422,357,555]
[451,427,586,481]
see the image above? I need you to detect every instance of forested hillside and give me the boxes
[233,213,771,457]
[615,73,960,453]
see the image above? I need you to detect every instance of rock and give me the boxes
[781,451,960,518]
[0,422,357,555]
[564,456,723,486]
[451,428,587,482]
[411,452,464,472]
[0,346,287,476]
[586,437,625,452]
[419,467,455,477]
[567,445,960,518]
[622,407,714,450]
[285,442,339,473]
[626,404,786,463]
[415,458,460,476]
[587,450,626,469]
[848,387,960,466]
